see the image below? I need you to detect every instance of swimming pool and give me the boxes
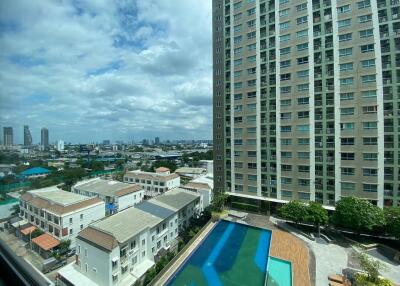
[166,220,273,286]
[267,257,292,286]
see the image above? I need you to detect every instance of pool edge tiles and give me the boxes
[165,220,273,286]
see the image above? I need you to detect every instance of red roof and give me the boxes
[155,167,170,172]
[20,225,37,236]
[32,233,60,251]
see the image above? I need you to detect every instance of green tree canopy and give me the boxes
[332,197,386,233]
[306,202,328,226]
[31,229,44,239]
[211,192,229,212]
[384,207,400,239]
[278,200,308,224]
[151,161,178,172]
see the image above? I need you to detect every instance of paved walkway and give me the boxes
[270,217,400,285]
[270,230,311,286]
[270,217,348,286]
[154,222,216,286]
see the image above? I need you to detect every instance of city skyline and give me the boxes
[0,0,213,143]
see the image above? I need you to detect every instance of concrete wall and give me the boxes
[60,203,105,247]
[117,191,144,211]
[76,238,115,286]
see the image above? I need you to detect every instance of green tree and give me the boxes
[58,239,71,254]
[306,202,328,236]
[90,161,105,171]
[278,200,308,225]
[384,207,400,239]
[151,161,177,172]
[31,229,44,239]
[62,168,87,190]
[115,160,125,170]
[332,197,386,234]
[211,192,229,212]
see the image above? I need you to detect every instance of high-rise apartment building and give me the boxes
[57,140,65,151]
[41,128,49,147]
[3,127,13,146]
[23,125,32,146]
[213,0,400,208]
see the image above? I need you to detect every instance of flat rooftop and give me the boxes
[74,178,142,197]
[151,188,200,211]
[124,170,179,181]
[175,167,206,175]
[29,186,90,206]
[90,207,162,243]
[21,186,104,215]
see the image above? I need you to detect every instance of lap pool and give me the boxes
[166,220,292,286]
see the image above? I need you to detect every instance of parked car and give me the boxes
[42,257,67,274]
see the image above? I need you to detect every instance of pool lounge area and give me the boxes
[165,220,293,286]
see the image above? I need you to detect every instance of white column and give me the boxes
[275,0,282,200]
[307,0,316,202]
[331,0,342,203]
[230,1,236,192]
[256,0,262,196]
[371,0,384,208]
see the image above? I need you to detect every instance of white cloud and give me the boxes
[0,0,212,144]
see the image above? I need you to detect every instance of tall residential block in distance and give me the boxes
[41,127,49,147]
[23,125,32,146]
[213,0,400,208]
[3,127,13,146]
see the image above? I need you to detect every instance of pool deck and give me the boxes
[269,230,311,286]
[154,221,216,286]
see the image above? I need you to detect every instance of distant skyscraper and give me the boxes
[155,137,160,145]
[23,125,32,146]
[41,128,49,147]
[57,140,64,151]
[3,127,13,146]
[103,140,110,145]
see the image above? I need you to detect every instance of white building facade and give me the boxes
[19,186,105,247]
[57,188,202,286]
[123,169,180,197]
[72,178,144,215]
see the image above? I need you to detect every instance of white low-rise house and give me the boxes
[57,188,201,286]
[123,167,180,198]
[19,186,105,249]
[72,178,144,215]
[182,173,214,208]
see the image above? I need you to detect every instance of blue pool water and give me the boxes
[166,220,273,286]
[267,257,292,286]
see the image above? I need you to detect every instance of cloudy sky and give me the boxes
[0,0,212,144]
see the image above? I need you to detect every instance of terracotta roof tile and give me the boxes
[115,185,143,197]
[32,233,60,251]
[78,227,118,252]
[155,167,170,172]
[20,225,37,235]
